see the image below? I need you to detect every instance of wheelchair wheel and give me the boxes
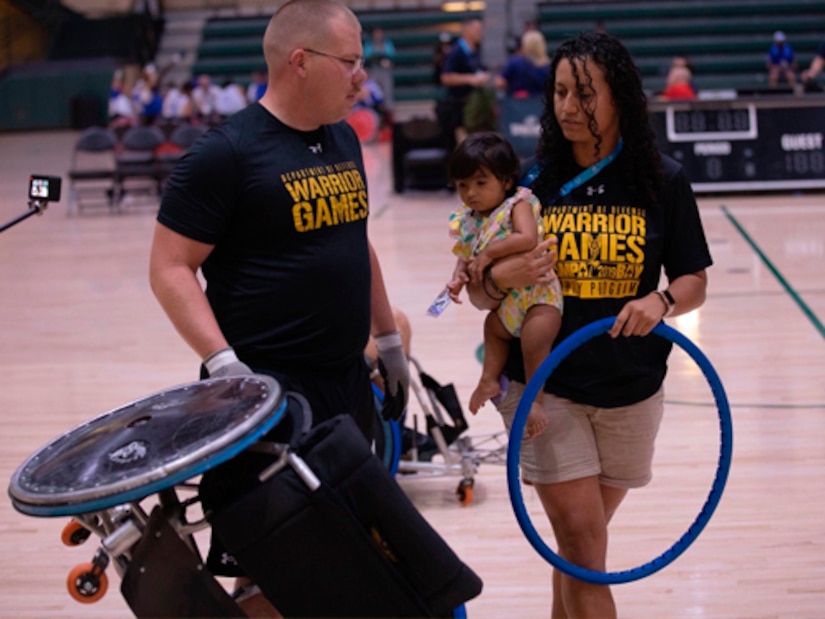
[456,479,474,506]
[67,561,108,603]
[61,519,91,547]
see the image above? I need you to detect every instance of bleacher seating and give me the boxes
[188,1,825,104]
[537,0,825,95]
[190,8,483,102]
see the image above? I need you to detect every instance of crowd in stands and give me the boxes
[108,63,269,133]
[108,22,825,141]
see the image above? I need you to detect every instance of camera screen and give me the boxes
[29,175,62,202]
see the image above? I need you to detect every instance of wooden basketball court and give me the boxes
[1,128,823,618]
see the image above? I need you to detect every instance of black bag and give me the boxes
[121,507,244,618]
[202,415,483,618]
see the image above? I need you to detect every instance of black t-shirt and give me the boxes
[158,103,371,372]
[505,152,713,407]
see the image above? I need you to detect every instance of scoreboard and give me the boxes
[499,95,825,193]
[648,96,825,193]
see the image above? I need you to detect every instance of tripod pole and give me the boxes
[0,200,49,234]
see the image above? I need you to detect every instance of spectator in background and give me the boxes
[364,27,396,113]
[108,68,137,129]
[133,63,164,125]
[439,18,490,143]
[767,31,797,88]
[495,29,551,98]
[433,31,455,86]
[801,38,825,92]
[506,19,538,57]
[246,69,267,104]
[353,76,390,128]
[364,27,396,67]
[162,81,194,123]
[659,65,697,100]
[670,55,694,74]
[215,78,248,120]
[191,73,222,123]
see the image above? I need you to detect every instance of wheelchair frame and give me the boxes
[379,356,508,506]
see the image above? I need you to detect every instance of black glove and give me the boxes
[375,332,410,421]
[203,347,253,378]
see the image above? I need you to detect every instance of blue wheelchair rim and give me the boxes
[507,316,733,584]
[15,397,289,518]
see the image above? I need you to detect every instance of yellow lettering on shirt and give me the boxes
[285,165,369,232]
[545,203,648,300]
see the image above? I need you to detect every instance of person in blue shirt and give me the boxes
[363,27,395,68]
[246,69,267,104]
[767,30,797,88]
[363,27,396,112]
[439,18,490,142]
[496,30,551,98]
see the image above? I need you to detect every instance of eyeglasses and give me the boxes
[304,48,364,76]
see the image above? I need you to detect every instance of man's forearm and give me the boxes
[151,267,227,360]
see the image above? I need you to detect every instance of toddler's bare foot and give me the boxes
[469,377,501,413]
[525,402,549,439]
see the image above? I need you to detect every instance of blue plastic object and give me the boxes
[507,317,733,584]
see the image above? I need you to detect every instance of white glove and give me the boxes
[375,332,410,421]
[203,347,253,378]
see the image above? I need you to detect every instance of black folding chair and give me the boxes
[66,126,118,215]
[156,123,208,188]
[115,125,166,208]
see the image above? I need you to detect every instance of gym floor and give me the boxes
[1,128,824,618]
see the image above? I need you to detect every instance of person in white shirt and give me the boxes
[161,81,194,122]
[215,79,248,119]
[191,74,222,122]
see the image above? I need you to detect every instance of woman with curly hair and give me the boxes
[468,32,713,617]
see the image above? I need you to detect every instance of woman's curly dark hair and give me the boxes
[534,31,662,209]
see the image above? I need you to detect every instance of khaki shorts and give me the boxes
[498,382,664,488]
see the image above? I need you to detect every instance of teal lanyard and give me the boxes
[521,137,623,199]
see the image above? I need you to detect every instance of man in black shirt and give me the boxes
[149,1,410,613]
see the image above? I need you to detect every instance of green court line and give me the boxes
[372,202,391,218]
[721,204,825,341]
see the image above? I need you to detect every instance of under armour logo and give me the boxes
[586,184,605,196]
[220,552,239,566]
[308,143,322,154]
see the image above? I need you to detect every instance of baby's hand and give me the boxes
[446,272,468,303]
[468,253,492,284]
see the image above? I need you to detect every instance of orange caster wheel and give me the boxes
[61,520,91,547]
[456,479,474,506]
[67,562,108,603]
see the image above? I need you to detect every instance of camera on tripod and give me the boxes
[29,175,62,203]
